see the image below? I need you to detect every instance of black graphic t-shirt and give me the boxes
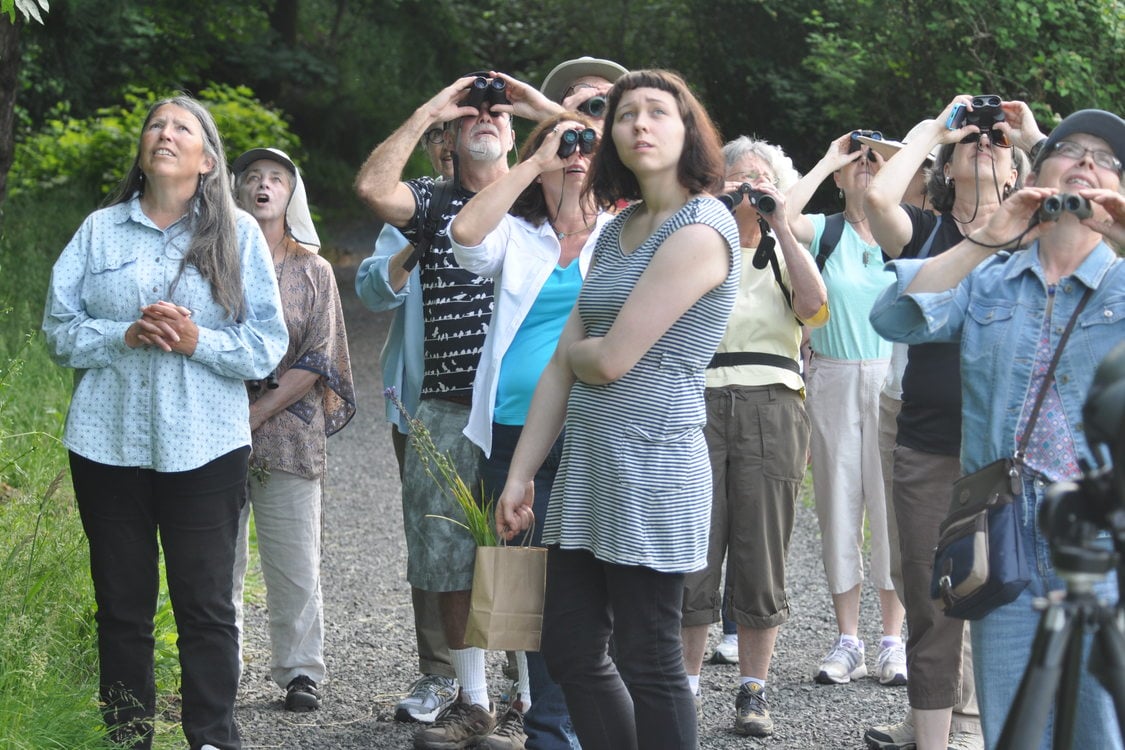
[401,177,494,399]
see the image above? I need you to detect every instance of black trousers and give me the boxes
[70,447,248,750]
[541,547,697,750]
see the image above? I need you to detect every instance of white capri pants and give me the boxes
[806,354,894,595]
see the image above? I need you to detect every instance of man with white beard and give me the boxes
[355,72,563,749]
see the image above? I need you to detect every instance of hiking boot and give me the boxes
[864,717,915,749]
[815,637,867,684]
[413,700,495,749]
[734,682,773,737]
[876,641,908,686]
[284,675,320,712]
[396,674,459,723]
[946,729,984,750]
[710,635,739,665]
[479,705,526,750]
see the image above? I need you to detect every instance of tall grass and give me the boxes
[0,187,210,749]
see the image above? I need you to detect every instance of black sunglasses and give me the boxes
[959,128,1012,148]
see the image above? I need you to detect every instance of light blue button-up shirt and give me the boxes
[355,224,422,433]
[870,241,1124,477]
[43,197,288,472]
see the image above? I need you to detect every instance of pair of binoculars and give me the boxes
[464,76,510,111]
[577,96,608,119]
[1039,193,1092,222]
[946,95,1004,131]
[247,371,279,392]
[558,128,597,158]
[717,183,776,215]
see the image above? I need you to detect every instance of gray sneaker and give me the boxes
[815,637,867,684]
[396,674,459,723]
[414,700,496,750]
[734,682,773,737]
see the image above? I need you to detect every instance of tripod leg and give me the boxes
[997,604,1075,750]
[1051,605,1087,750]
[1089,608,1125,747]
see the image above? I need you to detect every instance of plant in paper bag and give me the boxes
[384,387,497,547]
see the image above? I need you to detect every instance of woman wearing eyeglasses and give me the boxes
[783,129,908,691]
[450,110,609,750]
[871,108,1125,750]
[860,96,1038,750]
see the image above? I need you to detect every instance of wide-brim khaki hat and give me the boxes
[540,56,629,103]
[858,120,941,163]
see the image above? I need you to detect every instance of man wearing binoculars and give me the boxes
[539,55,628,128]
[354,71,568,750]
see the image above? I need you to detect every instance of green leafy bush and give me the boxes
[10,84,302,200]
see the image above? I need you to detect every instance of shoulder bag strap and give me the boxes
[402,178,456,272]
[815,213,845,271]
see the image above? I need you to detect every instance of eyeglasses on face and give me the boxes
[424,128,445,145]
[728,170,777,186]
[564,82,599,99]
[1050,140,1123,174]
[959,129,1012,148]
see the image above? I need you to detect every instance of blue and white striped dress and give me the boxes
[542,196,740,573]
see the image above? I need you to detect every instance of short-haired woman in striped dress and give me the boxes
[494,69,740,750]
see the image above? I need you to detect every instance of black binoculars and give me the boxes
[248,371,279,392]
[717,183,776,215]
[464,76,510,111]
[577,96,608,119]
[557,128,597,158]
[1039,193,1093,222]
[847,130,883,162]
[946,95,1004,131]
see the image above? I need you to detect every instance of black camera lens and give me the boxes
[578,96,607,119]
[472,77,489,90]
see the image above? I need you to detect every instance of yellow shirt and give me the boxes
[705,245,811,393]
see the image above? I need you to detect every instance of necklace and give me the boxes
[844,213,867,225]
[549,217,592,240]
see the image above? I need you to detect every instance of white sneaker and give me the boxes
[710,635,739,664]
[814,637,867,684]
[876,641,908,686]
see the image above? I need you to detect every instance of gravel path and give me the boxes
[233,240,911,749]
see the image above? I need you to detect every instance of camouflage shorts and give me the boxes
[401,398,482,592]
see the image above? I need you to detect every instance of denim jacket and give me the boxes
[870,241,1125,476]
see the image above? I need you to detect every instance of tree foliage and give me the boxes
[6,0,1124,218]
[9,84,300,200]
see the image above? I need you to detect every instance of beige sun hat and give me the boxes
[540,56,629,103]
[857,120,941,163]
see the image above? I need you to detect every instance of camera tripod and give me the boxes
[996,481,1125,749]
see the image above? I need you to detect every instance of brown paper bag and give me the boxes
[464,542,547,652]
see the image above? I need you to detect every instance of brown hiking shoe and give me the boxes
[413,699,495,749]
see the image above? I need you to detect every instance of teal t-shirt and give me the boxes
[806,213,893,361]
[494,262,583,425]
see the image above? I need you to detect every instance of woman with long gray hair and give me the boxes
[42,94,288,750]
